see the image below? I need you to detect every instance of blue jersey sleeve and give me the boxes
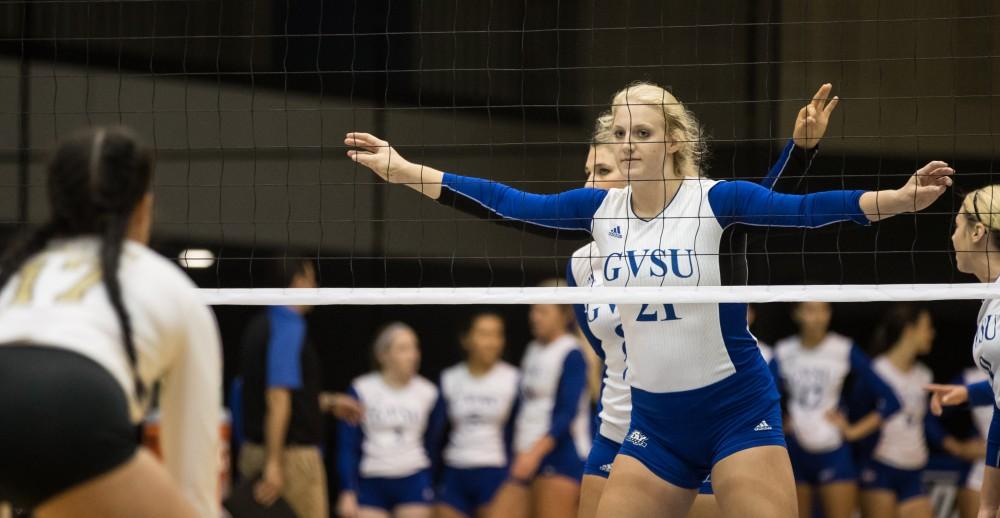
[969,380,995,407]
[760,139,817,190]
[504,390,521,464]
[988,406,1000,467]
[266,306,306,389]
[336,387,363,492]
[424,393,447,473]
[441,173,607,231]
[708,180,868,229]
[849,346,902,418]
[548,349,588,439]
[924,410,948,450]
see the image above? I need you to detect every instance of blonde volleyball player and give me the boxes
[435,312,520,518]
[925,185,1000,518]
[570,84,838,518]
[346,81,953,517]
[0,126,221,518]
[337,323,446,518]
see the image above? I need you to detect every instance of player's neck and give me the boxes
[799,330,826,348]
[885,344,916,372]
[630,175,684,220]
[467,358,493,377]
[381,371,411,388]
[971,253,1000,283]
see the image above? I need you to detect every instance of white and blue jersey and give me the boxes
[972,281,1000,468]
[439,140,872,487]
[437,361,519,514]
[963,368,992,488]
[514,334,590,480]
[337,372,445,509]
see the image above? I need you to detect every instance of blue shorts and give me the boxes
[787,438,856,486]
[536,436,585,481]
[437,466,507,516]
[358,470,434,511]
[617,365,786,489]
[860,460,924,502]
[584,433,621,479]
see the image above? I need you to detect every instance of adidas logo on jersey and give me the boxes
[608,225,623,239]
[600,463,613,473]
[753,420,772,432]
[626,430,648,447]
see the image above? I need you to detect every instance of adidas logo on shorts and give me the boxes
[626,430,648,448]
[753,420,772,432]
[600,463,613,473]
[608,225,623,239]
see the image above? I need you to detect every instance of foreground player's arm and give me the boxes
[761,81,840,190]
[710,161,954,228]
[159,287,222,518]
[971,380,995,406]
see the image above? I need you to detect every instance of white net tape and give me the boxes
[200,284,1000,306]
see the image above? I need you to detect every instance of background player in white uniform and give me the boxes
[0,126,221,518]
[489,285,591,518]
[858,304,938,518]
[436,312,520,518]
[926,184,1000,518]
[345,81,953,518]
[771,302,901,518]
[337,323,446,518]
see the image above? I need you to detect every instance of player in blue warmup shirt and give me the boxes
[925,185,1000,518]
[337,323,446,518]
[770,301,902,518]
[568,84,839,518]
[488,284,591,518]
[436,312,520,518]
[345,81,953,518]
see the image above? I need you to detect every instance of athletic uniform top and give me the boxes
[514,334,591,458]
[964,368,993,438]
[973,281,1000,406]
[567,242,630,444]
[240,306,323,446]
[0,236,221,517]
[870,356,934,469]
[440,140,869,420]
[337,373,445,489]
[771,333,900,453]
[440,361,520,468]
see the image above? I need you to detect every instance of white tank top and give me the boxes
[0,236,221,518]
[440,361,519,468]
[871,356,932,469]
[352,372,439,478]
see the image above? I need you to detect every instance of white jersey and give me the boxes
[773,332,855,452]
[0,236,221,518]
[440,361,519,468]
[973,282,1000,406]
[351,372,439,478]
[590,180,767,394]
[569,242,631,443]
[515,334,592,458]
[964,367,991,489]
[871,357,933,469]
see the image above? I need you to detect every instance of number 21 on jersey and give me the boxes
[636,303,680,322]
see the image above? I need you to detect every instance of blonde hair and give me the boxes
[372,321,416,367]
[964,185,1000,233]
[610,82,707,176]
[591,111,614,145]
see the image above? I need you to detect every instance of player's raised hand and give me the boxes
[862,160,954,221]
[345,132,445,198]
[793,83,839,150]
[345,132,413,183]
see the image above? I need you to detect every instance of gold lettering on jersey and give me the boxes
[11,256,46,305]
[10,254,102,304]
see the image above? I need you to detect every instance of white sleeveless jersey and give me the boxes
[0,236,221,518]
[871,357,933,469]
[352,372,439,478]
[590,180,753,393]
[569,242,630,443]
[440,361,519,468]
[973,282,1000,406]
[773,332,854,452]
[515,334,592,458]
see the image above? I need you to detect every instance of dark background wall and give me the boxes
[0,1,997,434]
